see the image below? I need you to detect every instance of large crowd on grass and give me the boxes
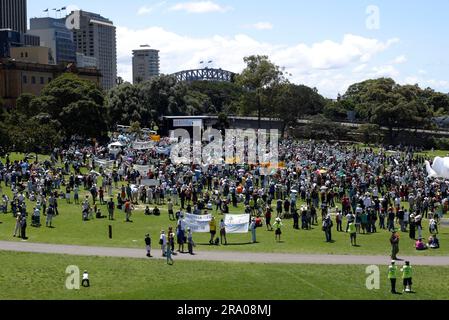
[0,134,445,256]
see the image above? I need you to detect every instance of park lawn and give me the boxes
[0,194,447,256]
[0,251,448,300]
[0,152,448,256]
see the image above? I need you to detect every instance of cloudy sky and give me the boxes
[28,0,449,98]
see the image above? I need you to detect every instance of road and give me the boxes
[1,241,449,266]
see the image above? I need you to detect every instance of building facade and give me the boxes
[0,0,27,33]
[68,10,117,90]
[132,47,160,84]
[10,46,53,64]
[0,58,101,108]
[28,17,76,64]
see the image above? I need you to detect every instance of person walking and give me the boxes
[166,242,174,265]
[145,234,152,258]
[401,261,413,293]
[46,205,54,228]
[390,230,400,260]
[273,217,283,242]
[388,260,399,294]
[168,198,175,221]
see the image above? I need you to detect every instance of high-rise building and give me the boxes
[28,17,76,64]
[66,10,117,90]
[132,46,160,84]
[0,0,27,33]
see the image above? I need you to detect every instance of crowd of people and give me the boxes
[0,136,446,258]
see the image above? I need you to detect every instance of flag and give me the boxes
[208,60,213,63]
[43,9,49,12]
[61,7,67,10]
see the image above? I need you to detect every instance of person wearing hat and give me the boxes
[273,218,283,242]
[249,217,257,243]
[322,214,333,243]
[145,234,152,258]
[390,230,400,260]
[388,260,398,294]
[401,261,413,293]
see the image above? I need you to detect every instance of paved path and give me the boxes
[1,241,449,266]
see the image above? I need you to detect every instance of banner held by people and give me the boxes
[224,214,250,234]
[183,213,212,233]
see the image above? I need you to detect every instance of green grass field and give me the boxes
[0,251,448,300]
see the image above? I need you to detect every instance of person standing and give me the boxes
[46,205,54,228]
[187,228,194,255]
[401,261,413,293]
[160,230,167,257]
[220,219,227,245]
[166,242,174,265]
[388,260,398,294]
[390,230,400,260]
[107,198,115,221]
[209,216,217,245]
[13,213,22,238]
[348,221,357,246]
[336,209,343,232]
[250,217,257,243]
[168,199,175,221]
[20,215,27,240]
[124,199,133,222]
[323,214,333,243]
[82,271,90,287]
[265,206,273,231]
[273,217,283,242]
[145,234,152,258]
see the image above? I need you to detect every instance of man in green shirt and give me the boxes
[401,261,413,293]
[388,260,398,294]
[349,221,357,246]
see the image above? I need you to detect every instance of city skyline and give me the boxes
[26,0,449,97]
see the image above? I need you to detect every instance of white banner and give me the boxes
[141,179,159,187]
[183,213,212,233]
[134,165,151,177]
[225,214,250,234]
[133,141,154,150]
[95,159,114,168]
[174,119,203,127]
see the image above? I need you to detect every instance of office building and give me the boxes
[132,46,160,84]
[0,29,40,58]
[0,58,101,108]
[67,10,117,90]
[0,0,27,33]
[10,46,53,64]
[28,17,76,64]
[76,52,97,68]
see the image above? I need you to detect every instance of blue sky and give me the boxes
[28,0,449,97]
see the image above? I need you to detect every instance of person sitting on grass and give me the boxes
[428,235,440,249]
[415,238,428,251]
[153,206,160,216]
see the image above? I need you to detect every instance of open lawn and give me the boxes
[0,251,448,300]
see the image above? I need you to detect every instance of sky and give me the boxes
[28,0,449,98]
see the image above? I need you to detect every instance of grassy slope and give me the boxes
[0,251,448,300]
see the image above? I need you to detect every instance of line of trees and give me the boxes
[1,55,449,154]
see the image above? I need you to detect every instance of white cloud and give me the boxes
[250,22,274,30]
[116,26,400,97]
[369,65,400,78]
[170,1,231,13]
[137,2,167,16]
[392,55,407,64]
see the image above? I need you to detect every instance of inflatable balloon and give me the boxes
[425,157,449,179]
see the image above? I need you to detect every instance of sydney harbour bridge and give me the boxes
[171,68,236,83]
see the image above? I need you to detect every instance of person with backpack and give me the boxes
[388,260,399,294]
[323,214,333,243]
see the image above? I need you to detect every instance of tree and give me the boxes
[235,55,286,121]
[31,73,108,140]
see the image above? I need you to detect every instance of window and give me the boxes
[31,76,36,84]
[25,52,28,58]
[40,77,44,85]
[48,77,52,83]
[23,75,27,84]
